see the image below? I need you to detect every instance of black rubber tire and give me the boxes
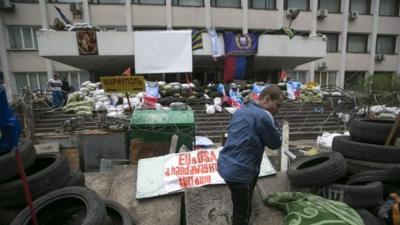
[104,200,135,225]
[347,170,400,185]
[65,170,85,187]
[350,119,399,145]
[0,139,36,184]
[0,206,23,225]
[318,182,383,209]
[10,187,107,225]
[332,136,400,163]
[0,153,70,207]
[356,209,386,225]
[287,152,347,188]
[347,159,400,174]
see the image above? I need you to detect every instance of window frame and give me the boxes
[132,0,166,5]
[347,33,369,53]
[10,0,38,3]
[57,71,90,91]
[379,0,400,16]
[284,0,310,10]
[8,26,39,50]
[344,71,366,90]
[376,34,397,54]
[248,0,277,10]
[318,0,341,13]
[349,0,371,15]
[14,72,48,94]
[314,71,337,86]
[211,0,242,8]
[172,0,204,7]
[324,33,340,53]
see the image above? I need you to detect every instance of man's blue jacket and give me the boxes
[218,102,282,183]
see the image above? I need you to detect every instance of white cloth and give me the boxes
[208,27,224,58]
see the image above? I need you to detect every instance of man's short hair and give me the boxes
[259,84,283,101]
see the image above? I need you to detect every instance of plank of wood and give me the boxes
[61,148,80,171]
[130,140,170,163]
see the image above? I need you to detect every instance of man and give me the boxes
[218,84,283,225]
[48,74,63,108]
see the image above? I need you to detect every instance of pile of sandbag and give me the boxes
[63,91,94,116]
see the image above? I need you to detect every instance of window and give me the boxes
[379,0,399,16]
[376,35,397,54]
[11,0,38,2]
[101,26,128,32]
[58,71,90,91]
[344,71,366,90]
[92,0,125,4]
[287,71,308,84]
[318,0,340,13]
[8,26,39,50]
[314,71,337,86]
[249,0,276,9]
[132,0,165,5]
[172,0,203,6]
[211,0,241,8]
[372,72,395,91]
[325,33,339,52]
[14,72,47,94]
[284,0,309,10]
[347,34,368,53]
[349,0,370,14]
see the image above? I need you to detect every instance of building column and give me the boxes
[368,0,380,77]
[397,35,400,76]
[0,14,16,101]
[166,0,172,29]
[204,0,211,28]
[309,0,318,82]
[277,0,284,29]
[338,0,350,88]
[39,0,55,80]
[241,0,248,34]
[126,0,132,31]
[82,0,90,25]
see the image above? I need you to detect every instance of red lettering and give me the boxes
[178,154,186,165]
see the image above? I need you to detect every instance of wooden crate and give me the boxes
[61,148,80,171]
[130,139,170,164]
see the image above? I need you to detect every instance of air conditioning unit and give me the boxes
[69,2,82,18]
[287,8,298,17]
[318,62,328,70]
[349,11,359,20]
[317,9,328,19]
[0,0,15,12]
[375,53,385,62]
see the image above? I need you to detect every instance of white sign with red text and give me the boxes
[136,148,276,199]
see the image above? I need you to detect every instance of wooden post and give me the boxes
[22,88,35,142]
[125,92,132,111]
[385,113,400,146]
[280,120,289,172]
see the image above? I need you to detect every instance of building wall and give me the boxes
[0,0,399,100]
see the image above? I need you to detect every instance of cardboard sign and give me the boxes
[136,148,276,199]
[100,76,145,93]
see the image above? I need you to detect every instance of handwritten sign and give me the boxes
[164,149,224,191]
[136,147,277,199]
[100,76,145,93]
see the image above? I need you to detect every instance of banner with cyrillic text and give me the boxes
[136,148,276,199]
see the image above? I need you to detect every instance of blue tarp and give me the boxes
[0,88,21,154]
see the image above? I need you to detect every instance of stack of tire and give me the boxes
[287,119,400,224]
[0,139,84,224]
[0,139,135,225]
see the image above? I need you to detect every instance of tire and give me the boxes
[10,187,107,225]
[0,153,70,207]
[332,136,400,163]
[65,170,85,187]
[0,139,36,184]
[347,159,400,174]
[356,209,385,225]
[104,200,135,225]
[350,119,399,145]
[318,182,383,209]
[347,170,400,185]
[0,206,23,225]
[287,152,347,188]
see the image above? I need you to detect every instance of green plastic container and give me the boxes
[130,110,195,152]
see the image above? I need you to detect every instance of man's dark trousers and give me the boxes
[226,177,258,225]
